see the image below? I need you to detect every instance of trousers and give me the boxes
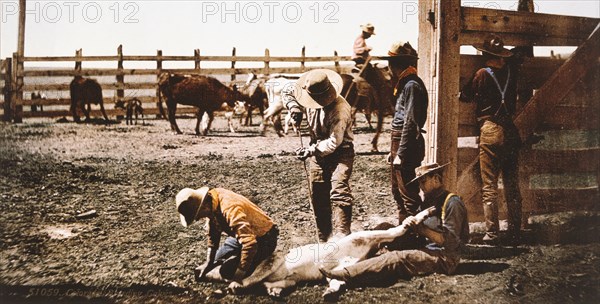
[479,120,522,237]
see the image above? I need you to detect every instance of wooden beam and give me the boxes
[458,24,600,207]
[418,0,461,190]
[436,0,461,189]
[460,7,600,46]
[418,0,436,164]
[515,24,600,140]
[460,55,565,88]
[538,105,600,131]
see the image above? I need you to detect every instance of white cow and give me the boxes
[196,207,435,299]
[260,76,300,137]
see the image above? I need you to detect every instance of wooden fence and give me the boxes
[417,1,600,221]
[0,46,363,121]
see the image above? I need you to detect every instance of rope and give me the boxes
[298,130,320,244]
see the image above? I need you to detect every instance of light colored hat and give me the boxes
[407,162,450,185]
[473,34,513,58]
[360,23,376,35]
[295,69,343,109]
[380,41,418,60]
[175,187,210,227]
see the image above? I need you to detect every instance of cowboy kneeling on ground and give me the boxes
[175,187,279,290]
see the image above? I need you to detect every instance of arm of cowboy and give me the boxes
[295,145,316,160]
[225,206,259,277]
[414,223,445,245]
[282,85,304,127]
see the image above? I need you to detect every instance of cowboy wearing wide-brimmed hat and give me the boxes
[319,161,469,284]
[382,40,429,228]
[175,187,278,286]
[352,23,376,66]
[459,34,523,245]
[282,69,355,242]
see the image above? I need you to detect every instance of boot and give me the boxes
[483,202,499,244]
[333,205,352,237]
[312,183,333,242]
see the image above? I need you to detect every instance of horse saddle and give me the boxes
[349,74,373,97]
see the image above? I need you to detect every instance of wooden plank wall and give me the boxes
[454,6,600,221]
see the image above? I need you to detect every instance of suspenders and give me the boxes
[441,192,458,221]
[484,67,511,118]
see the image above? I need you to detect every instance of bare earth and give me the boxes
[0,115,598,303]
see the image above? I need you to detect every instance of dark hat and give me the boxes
[473,35,513,58]
[295,69,343,109]
[407,162,450,185]
[380,41,418,60]
[360,23,376,35]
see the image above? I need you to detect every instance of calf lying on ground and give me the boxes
[196,207,435,298]
[115,98,144,125]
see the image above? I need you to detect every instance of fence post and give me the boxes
[116,45,124,102]
[3,57,13,121]
[156,49,163,118]
[334,50,341,73]
[194,49,201,71]
[12,52,23,123]
[74,48,82,72]
[301,46,306,72]
[231,47,236,82]
[264,48,270,76]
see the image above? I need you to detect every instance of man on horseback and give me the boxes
[351,23,375,68]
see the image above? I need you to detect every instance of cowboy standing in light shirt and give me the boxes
[283,69,355,242]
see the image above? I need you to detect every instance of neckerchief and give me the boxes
[393,66,418,96]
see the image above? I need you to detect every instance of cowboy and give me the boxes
[175,187,279,286]
[381,41,429,226]
[283,69,355,242]
[459,34,522,245]
[352,23,375,67]
[319,163,469,285]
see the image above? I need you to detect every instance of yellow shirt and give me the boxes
[206,188,274,271]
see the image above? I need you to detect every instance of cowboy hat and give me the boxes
[360,23,376,35]
[473,34,513,58]
[380,41,418,60]
[407,162,450,185]
[175,187,210,227]
[295,69,343,109]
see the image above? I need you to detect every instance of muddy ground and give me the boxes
[0,115,598,304]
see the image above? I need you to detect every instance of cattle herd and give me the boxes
[66,68,394,151]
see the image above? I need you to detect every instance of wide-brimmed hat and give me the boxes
[407,162,450,185]
[360,23,376,35]
[380,41,418,60]
[473,35,513,58]
[175,187,210,227]
[295,69,343,109]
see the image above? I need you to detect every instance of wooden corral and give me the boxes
[0,46,372,121]
[418,0,599,221]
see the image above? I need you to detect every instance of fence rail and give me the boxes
[1,46,368,121]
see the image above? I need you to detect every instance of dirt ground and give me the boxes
[0,114,598,304]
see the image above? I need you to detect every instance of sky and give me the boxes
[1,0,599,68]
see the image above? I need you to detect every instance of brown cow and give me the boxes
[157,73,251,135]
[69,76,109,122]
[238,73,268,126]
